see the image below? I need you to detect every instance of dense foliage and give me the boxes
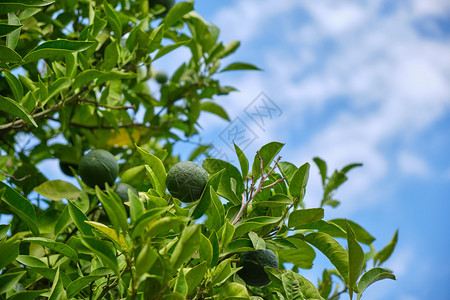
[0,0,397,299]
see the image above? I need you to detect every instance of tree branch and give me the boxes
[77,98,136,110]
[0,169,31,181]
[0,87,88,131]
[232,153,285,225]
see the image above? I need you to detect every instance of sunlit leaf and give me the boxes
[34,180,81,201]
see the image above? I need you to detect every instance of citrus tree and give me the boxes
[0,0,397,299]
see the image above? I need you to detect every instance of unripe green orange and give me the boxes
[166,161,208,203]
[78,149,119,189]
[238,249,278,287]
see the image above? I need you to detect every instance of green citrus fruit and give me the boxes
[115,182,138,202]
[59,161,78,177]
[166,161,208,203]
[154,71,168,84]
[238,249,278,287]
[78,149,119,189]
[149,0,175,17]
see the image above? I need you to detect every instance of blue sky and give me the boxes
[6,1,448,299]
[163,0,450,299]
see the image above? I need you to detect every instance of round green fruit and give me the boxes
[154,71,168,84]
[238,249,278,287]
[115,182,138,202]
[59,161,78,177]
[166,161,208,203]
[78,149,119,189]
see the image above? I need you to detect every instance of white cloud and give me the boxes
[397,151,430,176]
[207,0,450,212]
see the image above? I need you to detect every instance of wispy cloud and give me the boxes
[207,0,450,212]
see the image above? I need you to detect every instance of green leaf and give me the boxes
[209,231,220,267]
[192,170,224,219]
[0,271,26,294]
[313,157,327,185]
[205,188,225,232]
[289,162,310,199]
[0,242,19,269]
[233,216,279,239]
[66,275,104,298]
[198,234,213,266]
[33,180,81,201]
[252,142,285,179]
[374,230,398,266]
[346,221,364,298]
[220,220,235,251]
[330,219,375,245]
[202,158,243,205]
[234,143,249,178]
[0,24,21,37]
[0,182,39,235]
[174,268,188,297]
[135,244,158,277]
[278,237,316,269]
[0,224,10,241]
[153,40,190,61]
[288,208,324,228]
[0,95,37,127]
[304,232,349,283]
[201,101,230,121]
[294,220,347,237]
[164,1,193,27]
[96,186,128,233]
[186,261,207,295]
[0,45,22,63]
[2,70,22,102]
[211,260,233,286]
[81,236,119,277]
[21,91,37,113]
[148,24,164,53]
[222,238,253,254]
[128,189,144,224]
[72,70,134,90]
[0,0,54,14]
[220,62,261,72]
[23,40,95,63]
[15,255,47,268]
[130,207,170,239]
[278,161,297,184]
[170,225,201,270]
[136,145,167,191]
[68,201,94,236]
[146,214,184,238]
[271,269,321,300]
[48,267,66,300]
[85,221,127,250]
[248,231,266,250]
[54,206,71,236]
[8,290,46,300]
[7,12,21,49]
[145,165,165,197]
[219,282,249,299]
[23,237,78,263]
[357,268,396,300]
[103,0,122,38]
[43,77,71,105]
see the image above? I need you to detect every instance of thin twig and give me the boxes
[232,154,285,225]
[78,98,136,110]
[0,169,31,181]
[47,117,162,131]
[0,87,88,131]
